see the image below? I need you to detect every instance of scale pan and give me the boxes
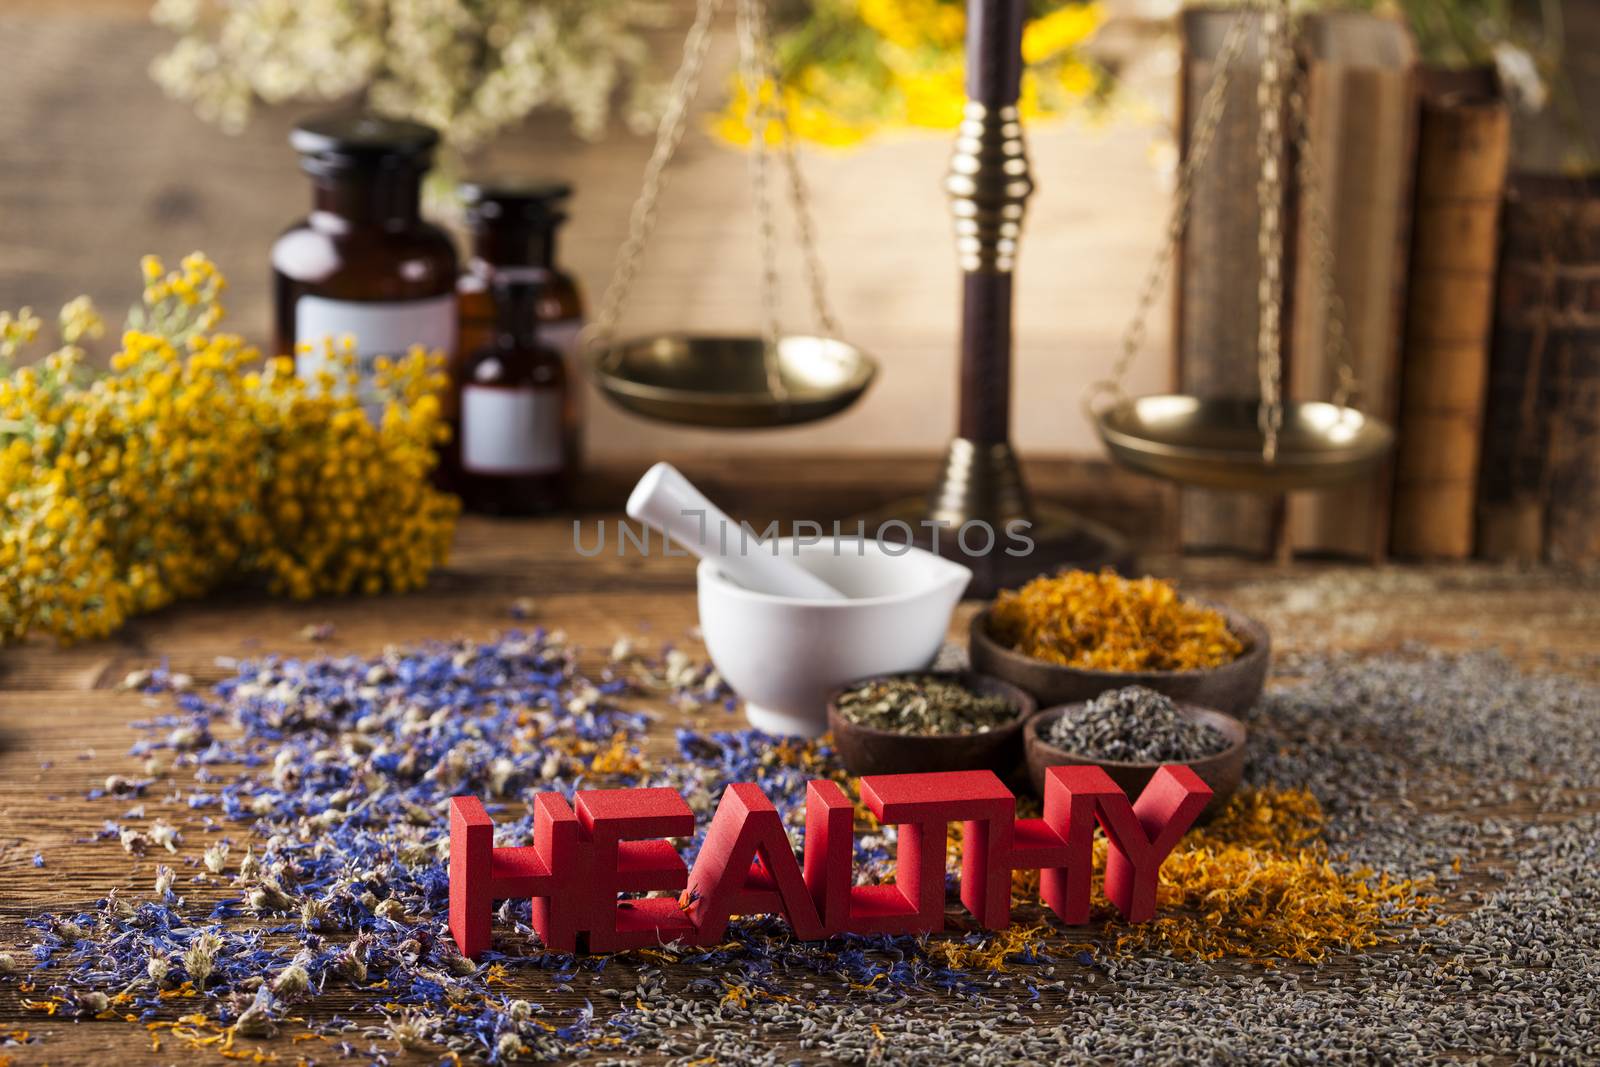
[590,333,877,429]
[1096,395,1394,492]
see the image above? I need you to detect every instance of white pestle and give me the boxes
[626,462,847,600]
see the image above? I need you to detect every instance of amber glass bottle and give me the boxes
[456,180,583,373]
[272,113,457,412]
[455,271,573,515]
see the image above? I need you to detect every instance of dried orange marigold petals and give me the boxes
[988,569,1244,672]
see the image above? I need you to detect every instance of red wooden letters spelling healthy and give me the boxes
[448,765,1210,958]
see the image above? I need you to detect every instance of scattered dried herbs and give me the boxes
[1112,786,1438,962]
[1044,685,1229,763]
[835,675,1017,735]
[989,569,1243,671]
[4,637,1598,1064]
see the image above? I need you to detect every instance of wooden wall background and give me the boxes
[0,1,1175,460]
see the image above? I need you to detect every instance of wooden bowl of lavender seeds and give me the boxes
[1024,685,1247,820]
[827,671,1036,777]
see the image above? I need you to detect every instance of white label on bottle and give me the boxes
[295,294,455,416]
[461,385,563,475]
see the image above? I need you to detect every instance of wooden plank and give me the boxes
[0,451,1168,692]
[9,452,1600,690]
[2,497,1599,1063]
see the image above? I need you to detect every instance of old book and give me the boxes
[1479,175,1600,563]
[1285,12,1418,559]
[1389,69,1510,559]
[1174,8,1280,555]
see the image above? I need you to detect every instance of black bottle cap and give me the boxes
[460,180,573,228]
[290,111,439,174]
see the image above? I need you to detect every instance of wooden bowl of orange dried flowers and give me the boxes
[970,569,1269,715]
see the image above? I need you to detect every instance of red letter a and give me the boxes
[685,783,824,943]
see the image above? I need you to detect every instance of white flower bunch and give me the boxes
[149,0,669,149]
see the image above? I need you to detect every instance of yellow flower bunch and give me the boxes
[714,0,1107,148]
[0,253,458,644]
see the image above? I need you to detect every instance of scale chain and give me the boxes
[589,0,837,404]
[737,0,789,404]
[1088,2,1256,417]
[762,59,840,340]
[1095,0,1360,467]
[1255,0,1289,463]
[586,0,724,354]
[1288,68,1361,411]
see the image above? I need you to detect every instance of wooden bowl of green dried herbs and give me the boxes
[827,671,1036,777]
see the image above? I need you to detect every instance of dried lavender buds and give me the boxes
[1044,685,1230,762]
[835,674,1018,735]
[4,636,1599,1065]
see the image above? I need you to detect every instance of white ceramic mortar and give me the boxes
[697,538,972,737]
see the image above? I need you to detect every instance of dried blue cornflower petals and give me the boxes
[6,631,1593,1063]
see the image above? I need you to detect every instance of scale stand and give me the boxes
[863,0,1131,596]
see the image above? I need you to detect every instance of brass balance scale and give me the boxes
[584,0,875,428]
[586,0,1393,591]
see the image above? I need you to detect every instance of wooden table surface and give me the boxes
[2,455,1597,1065]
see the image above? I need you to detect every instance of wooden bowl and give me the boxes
[1023,701,1247,820]
[826,671,1036,778]
[968,601,1270,715]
